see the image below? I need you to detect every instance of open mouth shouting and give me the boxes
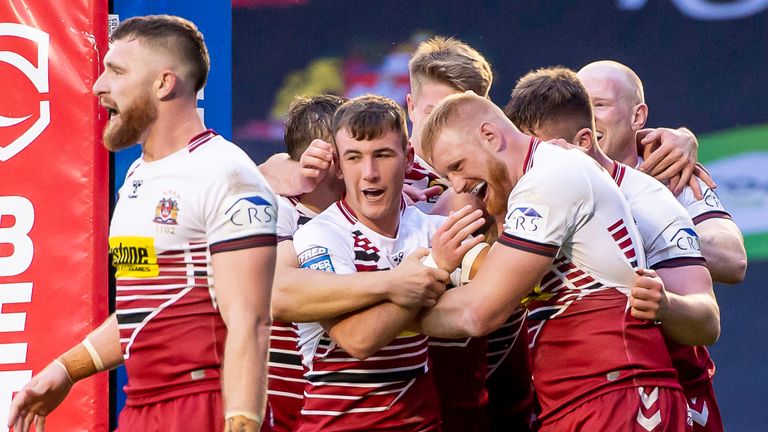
[362,188,386,200]
[470,181,488,201]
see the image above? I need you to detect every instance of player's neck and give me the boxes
[616,142,640,167]
[141,101,205,162]
[592,146,615,171]
[509,130,534,185]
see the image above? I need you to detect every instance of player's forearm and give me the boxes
[272,268,389,322]
[259,153,303,196]
[222,322,270,424]
[660,292,720,346]
[325,302,419,360]
[86,314,125,370]
[698,221,747,284]
[415,288,478,338]
[58,314,123,382]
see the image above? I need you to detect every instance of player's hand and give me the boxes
[8,361,73,432]
[298,139,335,194]
[630,268,670,322]
[224,415,260,432]
[402,184,443,205]
[387,248,449,308]
[431,205,486,272]
[637,127,698,195]
[679,162,717,201]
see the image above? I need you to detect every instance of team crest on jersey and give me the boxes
[505,204,549,239]
[153,197,179,225]
[298,246,335,272]
[670,227,701,252]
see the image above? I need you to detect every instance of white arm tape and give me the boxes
[226,410,263,425]
[82,338,105,372]
[52,358,74,384]
[460,242,490,285]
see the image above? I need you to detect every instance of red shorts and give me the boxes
[117,391,273,432]
[117,390,224,432]
[686,380,723,432]
[539,386,689,432]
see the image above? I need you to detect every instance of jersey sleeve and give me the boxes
[499,165,589,258]
[293,219,356,275]
[204,158,278,254]
[276,196,299,242]
[627,170,706,269]
[677,176,731,225]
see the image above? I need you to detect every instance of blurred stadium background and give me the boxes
[230,2,768,430]
[114,1,768,430]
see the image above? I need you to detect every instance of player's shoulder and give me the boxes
[188,134,257,171]
[294,202,348,241]
[528,141,604,181]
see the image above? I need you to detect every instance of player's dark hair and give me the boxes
[504,66,594,140]
[111,15,210,92]
[284,95,347,161]
[332,95,409,152]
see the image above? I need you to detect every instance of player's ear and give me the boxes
[574,128,595,151]
[480,121,502,152]
[333,152,343,180]
[406,93,415,122]
[405,143,415,170]
[632,103,648,131]
[155,70,177,100]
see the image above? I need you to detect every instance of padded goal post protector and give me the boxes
[0,0,109,430]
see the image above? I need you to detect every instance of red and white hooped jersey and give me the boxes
[504,138,679,423]
[110,130,277,405]
[292,200,443,431]
[268,195,318,431]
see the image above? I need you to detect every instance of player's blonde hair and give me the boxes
[409,36,493,98]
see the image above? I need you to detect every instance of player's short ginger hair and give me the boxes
[332,95,409,152]
[504,66,595,140]
[284,95,347,161]
[421,92,492,162]
[111,15,210,92]
[409,36,493,98]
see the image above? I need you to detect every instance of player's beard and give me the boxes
[485,155,513,217]
[103,90,158,152]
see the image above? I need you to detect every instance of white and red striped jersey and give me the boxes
[610,162,705,269]
[292,200,443,431]
[504,138,680,423]
[110,130,277,406]
[403,154,449,213]
[268,195,318,432]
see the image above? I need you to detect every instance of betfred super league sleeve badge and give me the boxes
[298,246,336,272]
